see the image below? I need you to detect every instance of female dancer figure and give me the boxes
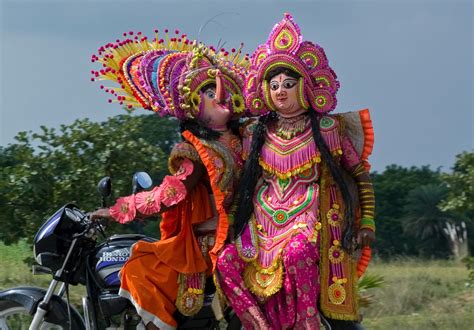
[216,14,376,329]
[90,31,247,329]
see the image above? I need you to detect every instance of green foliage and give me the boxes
[371,165,442,257]
[401,184,466,257]
[440,152,474,254]
[358,273,385,308]
[363,259,473,329]
[0,114,180,245]
[440,151,474,214]
[462,256,474,287]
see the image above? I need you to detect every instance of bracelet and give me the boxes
[360,217,375,231]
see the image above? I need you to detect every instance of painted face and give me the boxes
[269,73,306,117]
[199,86,231,131]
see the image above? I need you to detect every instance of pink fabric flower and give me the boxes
[174,158,194,180]
[160,175,187,207]
[135,186,162,215]
[109,195,136,224]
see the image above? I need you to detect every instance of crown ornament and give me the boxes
[245,13,340,116]
[91,29,249,119]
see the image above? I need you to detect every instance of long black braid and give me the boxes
[233,112,277,237]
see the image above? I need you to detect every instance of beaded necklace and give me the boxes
[274,113,310,140]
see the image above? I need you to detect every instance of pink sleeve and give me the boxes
[135,186,162,215]
[159,176,187,207]
[110,154,195,222]
[340,136,361,170]
[109,195,136,224]
[173,158,195,180]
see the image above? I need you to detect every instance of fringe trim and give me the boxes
[259,155,321,179]
[182,130,228,271]
[322,310,360,321]
[243,257,284,298]
[321,126,342,153]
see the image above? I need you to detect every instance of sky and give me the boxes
[0,0,472,172]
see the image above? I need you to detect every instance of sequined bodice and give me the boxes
[253,118,321,267]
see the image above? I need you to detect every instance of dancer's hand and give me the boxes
[89,208,113,221]
[357,228,375,247]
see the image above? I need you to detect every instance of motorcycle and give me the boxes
[0,173,241,329]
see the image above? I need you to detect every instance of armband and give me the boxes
[360,217,376,232]
[352,163,376,230]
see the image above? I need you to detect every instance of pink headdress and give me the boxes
[245,13,340,116]
[91,29,248,120]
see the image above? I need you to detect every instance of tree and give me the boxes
[440,151,474,254]
[371,165,442,257]
[440,152,474,214]
[402,184,467,259]
[0,114,180,245]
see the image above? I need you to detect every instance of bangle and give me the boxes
[360,217,375,231]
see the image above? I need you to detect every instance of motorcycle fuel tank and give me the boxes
[93,234,156,288]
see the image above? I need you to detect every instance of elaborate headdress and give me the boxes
[245,13,340,116]
[91,29,248,119]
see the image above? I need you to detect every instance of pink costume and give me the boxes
[216,14,375,329]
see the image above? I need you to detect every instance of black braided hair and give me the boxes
[179,119,222,140]
[234,112,277,237]
[308,109,355,251]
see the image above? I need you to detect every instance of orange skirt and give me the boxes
[119,241,179,328]
[118,184,214,328]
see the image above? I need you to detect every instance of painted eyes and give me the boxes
[283,80,297,89]
[204,89,216,99]
[270,80,297,91]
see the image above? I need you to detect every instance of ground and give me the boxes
[1,242,473,329]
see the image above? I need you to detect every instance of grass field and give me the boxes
[361,258,473,329]
[1,241,473,329]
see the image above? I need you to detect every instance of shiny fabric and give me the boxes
[218,233,321,330]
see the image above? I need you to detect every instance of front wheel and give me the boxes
[0,300,64,330]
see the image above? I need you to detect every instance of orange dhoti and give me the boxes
[118,184,214,329]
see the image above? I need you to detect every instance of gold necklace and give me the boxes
[274,114,310,139]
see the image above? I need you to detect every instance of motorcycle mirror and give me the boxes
[97,176,112,201]
[132,172,153,194]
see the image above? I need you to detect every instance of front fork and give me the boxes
[29,239,78,330]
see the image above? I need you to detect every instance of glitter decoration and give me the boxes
[328,283,346,305]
